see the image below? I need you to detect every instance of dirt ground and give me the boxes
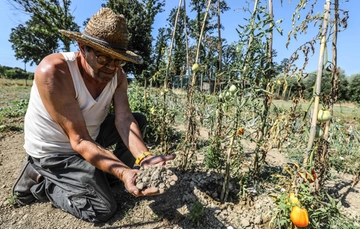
[1,128,360,228]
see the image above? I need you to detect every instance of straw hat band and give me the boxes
[83,32,127,51]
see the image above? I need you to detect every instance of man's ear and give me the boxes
[78,42,86,56]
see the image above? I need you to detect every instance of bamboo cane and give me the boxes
[183,0,190,87]
[303,0,331,166]
[191,0,212,86]
[165,0,183,88]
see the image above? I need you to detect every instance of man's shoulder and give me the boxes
[42,52,71,65]
[35,53,73,80]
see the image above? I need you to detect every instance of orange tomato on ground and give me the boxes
[236,127,244,135]
[290,206,309,227]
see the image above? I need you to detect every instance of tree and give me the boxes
[9,17,59,66]
[348,73,360,103]
[337,69,349,101]
[303,69,349,101]
[9,0,79,52]
[166,7,189,77]
[4,68,29,80]
[187,0,229,90]
[8,0,79,67]
[149,28,169,87]
[0,65,7,77]
[274,58,295,75]
[104,0,165,80]
[188,0,216,63]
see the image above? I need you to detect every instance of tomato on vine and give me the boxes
[290,206,309,227]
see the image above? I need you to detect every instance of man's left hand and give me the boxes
[140,154,176,167]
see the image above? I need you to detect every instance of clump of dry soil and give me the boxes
[135,165,178,193]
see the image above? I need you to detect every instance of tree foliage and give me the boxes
[149,28,169,87]
[303,69,348,101]
[188,0,229,65]
[103,0,165,80]
[348,73,360,103]
[0,65,33,79]
[8,0,79,66]
[9,17,59,66]
[166,7,189,77]
[149,0,230,88]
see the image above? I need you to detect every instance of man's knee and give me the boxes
[87,201,117,223]
[65,194,117,223]
[42,168,118,223]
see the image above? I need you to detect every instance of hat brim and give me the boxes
[59,30,143,65]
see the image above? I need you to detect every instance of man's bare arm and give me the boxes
[113,69,149,160]
[113,68,176,166]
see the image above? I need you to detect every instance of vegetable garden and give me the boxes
[1,0,360,228]
[125,0,360,228]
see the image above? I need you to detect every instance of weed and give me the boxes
[0,99,28,118]
[8,192,18,206]
[189,200,205,227]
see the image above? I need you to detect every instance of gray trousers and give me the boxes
[29,113,146,223]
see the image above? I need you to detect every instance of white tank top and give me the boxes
[24,52,118,158]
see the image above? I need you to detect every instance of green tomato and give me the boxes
[317,109,332,122]
[315,126,324,139]
[192,63,199,72]
[219,92,224,99]
[229,85,237,94]
[225,91,231,100]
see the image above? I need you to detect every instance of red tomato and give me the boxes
[306,169,317,183]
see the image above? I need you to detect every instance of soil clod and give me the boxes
[135,165,178,193]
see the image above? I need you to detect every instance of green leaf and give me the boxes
[275,19,284,24]
[336,200,343,209]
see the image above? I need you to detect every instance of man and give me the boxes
[12,8,176,223]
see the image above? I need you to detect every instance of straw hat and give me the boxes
[59,8,143,64]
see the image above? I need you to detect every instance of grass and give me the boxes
[272,99,359,121]
[0,79,32,108]
[0,79,32,131]
[0,78,33,86]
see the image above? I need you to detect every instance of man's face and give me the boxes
[81,44,126,83]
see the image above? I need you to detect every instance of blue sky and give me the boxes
[0,0,359,76]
